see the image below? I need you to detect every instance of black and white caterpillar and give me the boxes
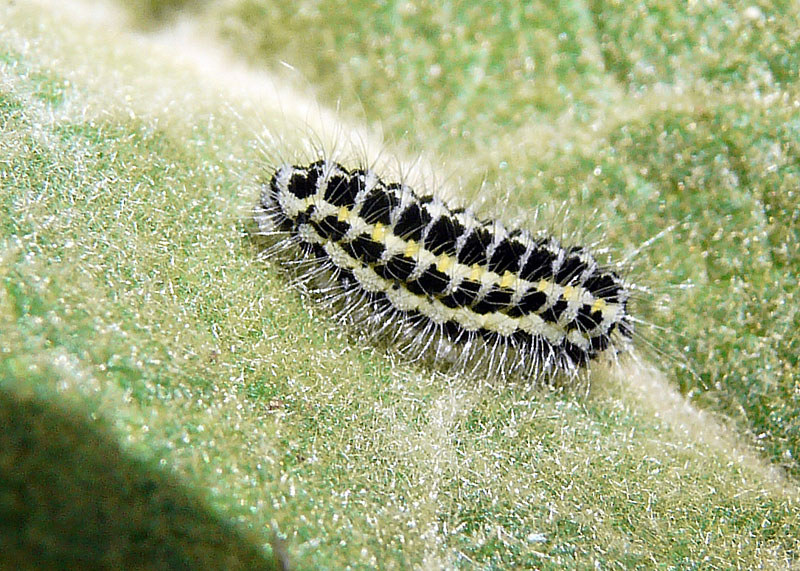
[254,160,634,382]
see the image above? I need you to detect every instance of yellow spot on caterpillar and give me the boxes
[563,285,583,303]
[337,206,349,222]
[436,254,454,273]
[372,222,386,242]
[500,270,515,289]
[591,298,607,313]
[469,263,483,281]
[537,280,550,293]
[405,240,420,258]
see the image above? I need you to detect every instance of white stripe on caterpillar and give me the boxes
[254,160,634,382]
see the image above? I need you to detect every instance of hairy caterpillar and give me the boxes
[253,157,634,383]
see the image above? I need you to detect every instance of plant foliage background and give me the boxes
[1,0,798,568]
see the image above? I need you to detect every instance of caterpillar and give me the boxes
[253,159,634,382]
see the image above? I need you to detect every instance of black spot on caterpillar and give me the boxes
[254,160,634,382]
